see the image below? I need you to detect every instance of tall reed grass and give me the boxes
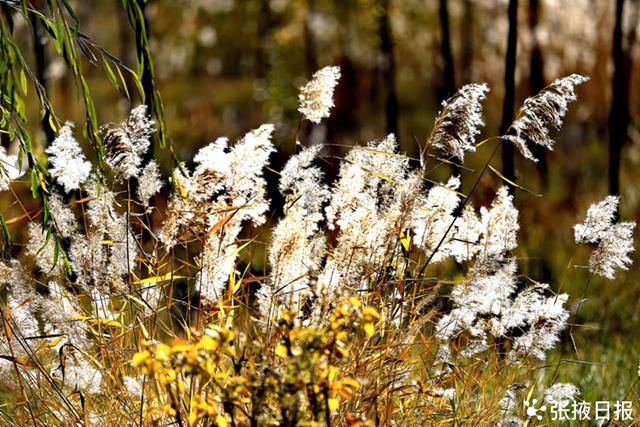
[0,63,635,426]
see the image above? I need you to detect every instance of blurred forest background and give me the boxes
[4,0,640,402]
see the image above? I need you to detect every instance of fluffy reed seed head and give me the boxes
[574,195,636,279]
[429,83,489,161]
[46,122,92,193]
[298,65,341,124]
[101,105,155,179]
[504,74,588,162]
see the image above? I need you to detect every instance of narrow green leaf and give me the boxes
[19,69,27,95]
[40,18,56,37]
[115,65,131,99]
[30,170,39,199]
[48,114,58,133]
[0,213,12,247]
[132,71,145,101]
[60,0,80,31]
[136,54,145,83]
[81,76,98,131]
[19,127,31,152]
[103,59,119,91]
[52,237,59,269]
[54,18,64,55]
[42,196,49,226]
[62,250,72,276]
[37,227,52,257]
[15,96,26,120]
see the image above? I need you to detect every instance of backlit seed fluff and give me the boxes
[544,383,580,404]
[137,160,163,208]
[429,83,489,161]
[46,122,91,193]
[574,195,619,244]
[504,74,588,162]
[587,222,635,280]
[0,146,24,192]
[102,105,155,179]
[298,65,341,123]
[574,195,636,279]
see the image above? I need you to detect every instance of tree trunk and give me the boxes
[500,0,518,193]
[439,0,456,98]
[438,0,459,176]
[301,0,320,144]
[255,0,271,79]
[303,0,318,75]
[135,0,156,162]
[378,0,399,136]
[608,0,635,199]
[527,0,552,284]
[528,0,548,189]
[461,0,474,83]
[118,3,134,109]
[136,0,154,117]
[29,11,56,144]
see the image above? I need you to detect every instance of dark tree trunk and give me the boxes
[378,0,399,136]
[118,3,134,108]
[301,0,319,144]
[438,0,459,176]
[608,0,634,199]
[136,0,154,117]
[528,0,548,189]
[527,0,552,284]
[255,0,271,79]
[439,0,456,98]
[500,0,518,193]
[29,12,55,144]
[461,0,473,83]
[118,0,159,224]
[303,0,319,75]
[528,0,545,93]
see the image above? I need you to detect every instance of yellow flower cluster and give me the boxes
[132,300,379,426]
